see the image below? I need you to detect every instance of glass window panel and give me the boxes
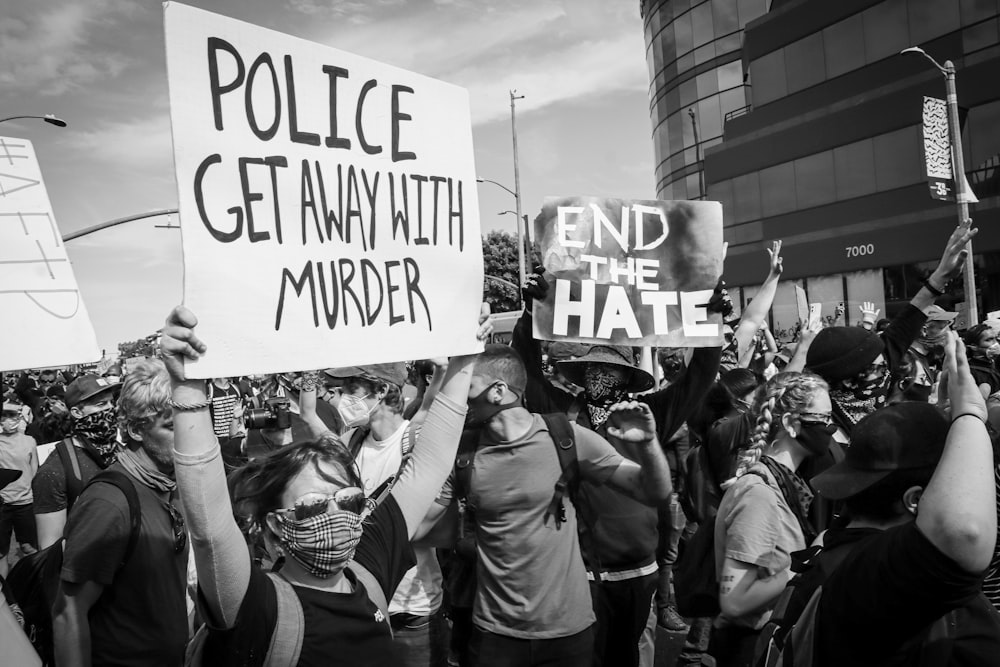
[823,13,866,79]
[964,19,999,54]
[696,70,720,99]
[686,173,703,199]
[805,275,845,327]
[730,220,763,244]
[793,151,836,208]
[707,178,735,220]
[692,1,715,48]
[759,161,797,217]
[862,0,909,63]
[667,85,682,114]
[873,126,921,191]
[647,45,657,82]
[698,95,723,142]
[716,31,742,55]
[712,0,739,35]
[749,49,787,106]
[667,111,685,155]
[674,178,690,200]
[969,99,1000,170]
[784,32,826,94]
[677,51,696,74]
[674,11,694,56]
[846,269,886,326]
[717,61,743,91]
[833,138,877,200]
[720,87,748,124]
[672,152,687,173]
[732,171,762,222]
[703,136,723,151]
[694,42,717,66]
[737,0,768,28]
[772,279,806,343]
[659,21,677,62]
[680,76,698,105]
[908,0,960,46]
[961,0,997,23]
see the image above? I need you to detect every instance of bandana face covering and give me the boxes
[584,366,628,428]
[271,509,363,578]
[74,407,120,466]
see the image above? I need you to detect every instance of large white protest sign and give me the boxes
[0,137,100,371]
[164,3,484,378]
[532,197,724,347]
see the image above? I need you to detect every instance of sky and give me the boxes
[0,0,655,358]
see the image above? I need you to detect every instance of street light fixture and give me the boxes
[0,114,67,128]
[901,46,977,323]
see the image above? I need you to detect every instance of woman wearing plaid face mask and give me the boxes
[160,305,491,666]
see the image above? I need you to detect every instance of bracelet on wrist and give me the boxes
[170,398,211,412]
[922,277,946,297]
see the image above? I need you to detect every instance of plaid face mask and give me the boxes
[270,507,363,578]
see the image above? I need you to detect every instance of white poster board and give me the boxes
[0,137,100,371]
[164,2,484,378]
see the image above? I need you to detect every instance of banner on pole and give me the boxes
[0,137,101,371]
[164,3,484,378]
[531,197,724,347]
[922,96,978,204]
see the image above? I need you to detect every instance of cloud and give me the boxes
[287,0,407,24]
[62,112,174,173]
[0,1,135,95]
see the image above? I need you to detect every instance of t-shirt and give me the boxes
[60,464,189,666]
[713,462,805,630]
[815,522,1000,666]
[209,382,242,439]
[201,495,415,667]
[31,439,104,514]
[460,415,624,639]
[0,431,36,504]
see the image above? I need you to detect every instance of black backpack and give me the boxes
[7,470,141,665]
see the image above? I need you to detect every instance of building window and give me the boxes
[873,126,921,191]
[759,161,797,217]
[749,48,787,106]
[833,138,877,200]
[822,12,866,79]
[784,32,826,94]
[794,151,836,209]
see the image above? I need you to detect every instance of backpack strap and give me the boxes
[540,413,578,529]
[56,438,85,511]
[85,470,142,568]
[346,559,391,637]
[360,424,415,521]
[263,573,304,667]
[346,426,370,459]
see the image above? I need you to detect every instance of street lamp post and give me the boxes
[901,46,977,323]
[0,114,67,128]
[510,90,526,294]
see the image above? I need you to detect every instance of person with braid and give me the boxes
[708,372,836,667]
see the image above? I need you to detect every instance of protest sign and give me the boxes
[164,2,484,378]
[531,197,724,347]
[0,137,101,371]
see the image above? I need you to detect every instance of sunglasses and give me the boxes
[162,502,187,554]
[797,411,835,427]
[274,486,366,521]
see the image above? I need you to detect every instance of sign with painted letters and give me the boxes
[164,2,484,378]
[531,197,724,347]
[0,137,100,371]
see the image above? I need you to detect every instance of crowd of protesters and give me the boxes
[2,221,1000,666]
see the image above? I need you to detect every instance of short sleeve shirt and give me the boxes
[816,522,1000,666]
[60,465,189,666]
[0,431,36,504]
[31,440,103,514]
[201,495,415,667]
[469,415,624,639]
[714,463,805,629]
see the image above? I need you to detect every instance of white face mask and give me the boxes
[1,416,20,435]
[337,393,379,429]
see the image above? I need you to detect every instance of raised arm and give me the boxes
[785,319,821,374]
[603,402,672,506]
[917,331,996,573]
[161,306,251,629]
[298,371,334,439]
[734,240,783,358]
[910,224,977,313]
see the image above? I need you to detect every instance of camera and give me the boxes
[244,396,292,430]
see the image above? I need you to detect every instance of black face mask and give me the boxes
[466,383,521,428]
[796,421,837,457]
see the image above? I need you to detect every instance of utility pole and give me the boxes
[511,90,526,294]
[688,108,703,200]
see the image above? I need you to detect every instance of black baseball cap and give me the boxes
[811,402,949,500]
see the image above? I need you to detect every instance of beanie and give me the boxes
[806,326,884,382]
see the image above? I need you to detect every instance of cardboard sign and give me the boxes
[0,137,101,371]
[531,197,724,346]
[164,3,484,378]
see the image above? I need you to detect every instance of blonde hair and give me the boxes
[117,358,171,441]
[734,371,829,476]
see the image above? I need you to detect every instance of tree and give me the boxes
[117,334,159,360]
[482,230,521,314]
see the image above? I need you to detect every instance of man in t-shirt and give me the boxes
[52,359,189,667]
[32,374,120,549]
[426,344,673,667]
[0,402,38,576]
[807,333,1000,666]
